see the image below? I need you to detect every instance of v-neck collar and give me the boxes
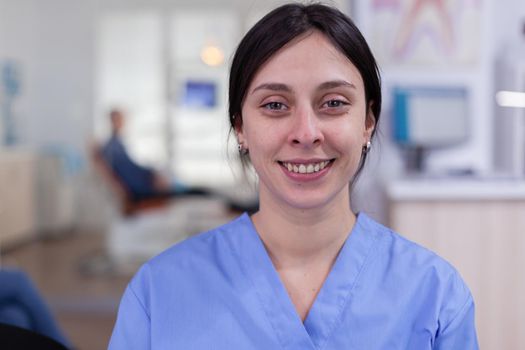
[231,212,381,350]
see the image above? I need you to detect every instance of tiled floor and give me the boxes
[2,231,132,350]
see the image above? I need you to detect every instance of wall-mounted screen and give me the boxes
[182,81,216,109]
[393,87,469,148]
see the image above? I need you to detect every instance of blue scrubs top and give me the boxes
[109,213,478,349]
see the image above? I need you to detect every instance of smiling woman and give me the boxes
[109,3,479,350]
[237,31,373,215]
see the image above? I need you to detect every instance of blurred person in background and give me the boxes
[0,268,71,349]
[100,108,257,213]
[101,108,204,202]
[108,3,478,349]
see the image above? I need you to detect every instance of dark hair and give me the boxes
[228,2,381,180]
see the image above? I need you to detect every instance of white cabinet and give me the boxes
[0,151,37,249]
[386,179,525,350]
[35,154,74,236]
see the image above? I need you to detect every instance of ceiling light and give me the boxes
[201,45,224,67]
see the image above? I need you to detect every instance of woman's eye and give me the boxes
[262,102,287,110]
[323,99,348,108]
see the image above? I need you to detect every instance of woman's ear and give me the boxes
[364,102,376,140]
[233,114,246,145]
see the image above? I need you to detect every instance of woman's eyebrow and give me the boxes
[318,80,357,91]
[251,83,292,94]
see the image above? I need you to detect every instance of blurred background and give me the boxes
[0,0,524,349]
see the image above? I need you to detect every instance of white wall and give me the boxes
[0,0,349,154]
[494,0,525,48]
[0,0,95,151]
[0,1,39,146]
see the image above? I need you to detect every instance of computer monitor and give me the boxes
[182,81,217,109]
[392,86,469,172]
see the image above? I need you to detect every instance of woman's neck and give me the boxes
[251,192,356,269]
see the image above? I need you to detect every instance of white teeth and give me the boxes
[282,160,331,174]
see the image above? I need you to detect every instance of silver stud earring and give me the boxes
[238,143,248,155]
[363,141,371,154]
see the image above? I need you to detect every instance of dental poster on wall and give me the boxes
[370,0,483,67]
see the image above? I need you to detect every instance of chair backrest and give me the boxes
[89,142,136,215]
[90,142,128,197]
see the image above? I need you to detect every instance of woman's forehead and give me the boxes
[247,31,364,94]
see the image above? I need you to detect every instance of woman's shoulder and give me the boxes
[359,212,462,276]
[352,213,477,345]
[129,213,252,284]
[357,213,471,303]
[358,212,473,318]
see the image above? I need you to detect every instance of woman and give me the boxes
[109,3,478,349]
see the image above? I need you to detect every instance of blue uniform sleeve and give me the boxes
[433,275,479,350]
[108,284,151,350]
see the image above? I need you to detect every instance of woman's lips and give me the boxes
[278,159,335,180]
[280,160,332,174]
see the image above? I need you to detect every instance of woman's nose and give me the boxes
[288,107,323,147]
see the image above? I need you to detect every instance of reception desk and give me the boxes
[386,178,525,350]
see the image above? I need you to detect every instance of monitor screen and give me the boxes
[392,87,469,148]
[182,81,217,109]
